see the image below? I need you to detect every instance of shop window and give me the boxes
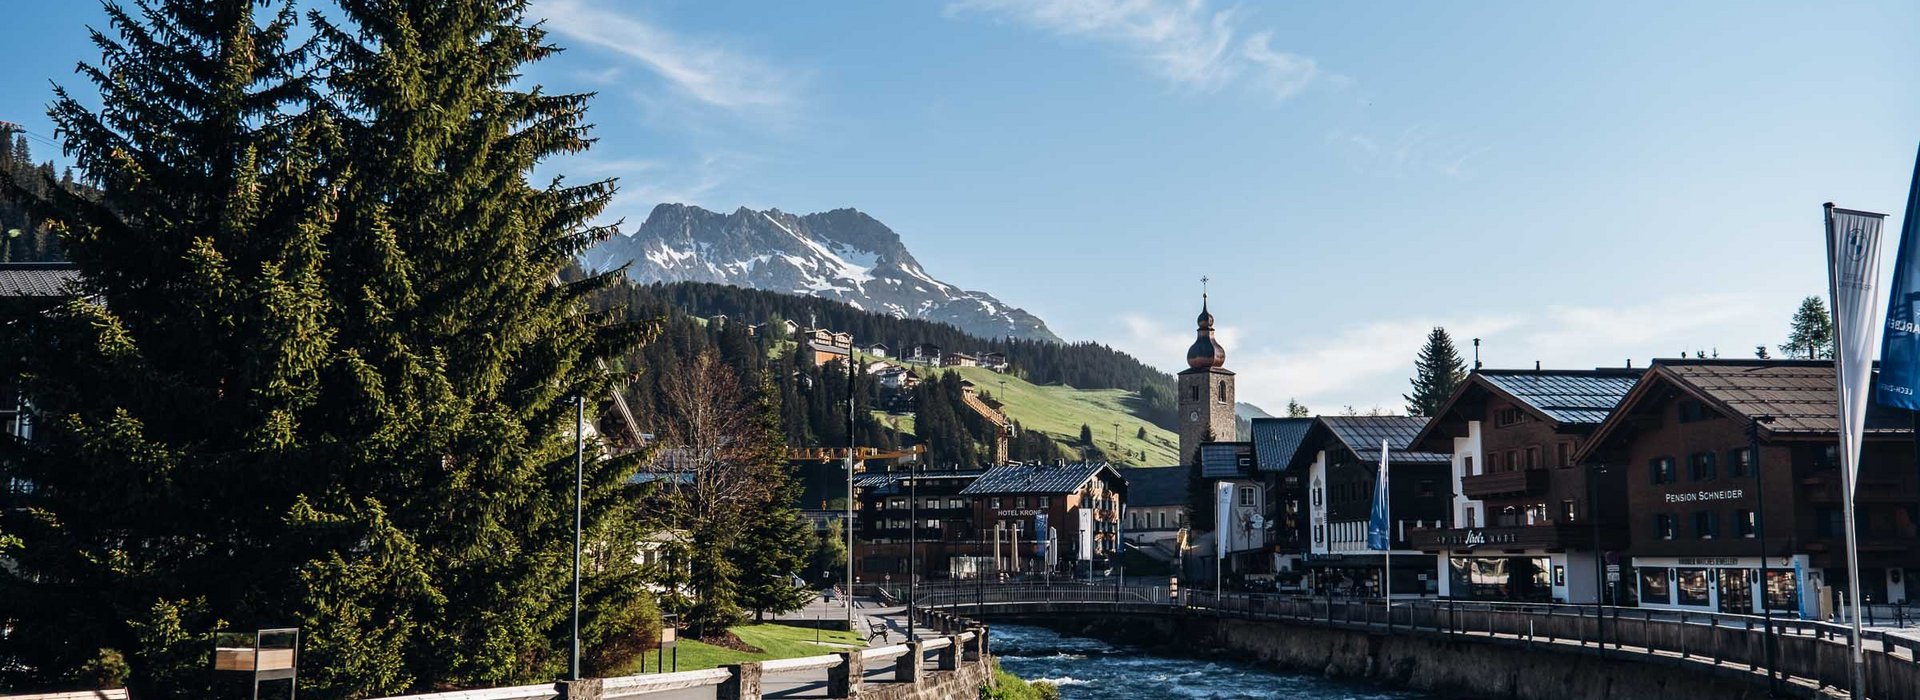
[1728,447,1753,478]
[1765,570,1800,611]
[1641,568,1672,604]
[1694,511,1719,539]
[1676,568,1712,606]
[1649,457,1676,485]
[1688,452,1717,481]
[1736,509,1757,538]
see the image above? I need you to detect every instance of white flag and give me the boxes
[1077,507,1094,561]
[1214,481,1233,558]
[1826,204,1888,493]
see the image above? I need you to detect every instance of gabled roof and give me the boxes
[1116,466,1186,506]
[1577,359,1914,463]
[853,468,988,490]
[1200,441,1253,478]
[0,263,79,298]
[1320,415,1451,464]
[1412,368,1643,449]
[959,461,1122,495]
[1248,417,1315,472]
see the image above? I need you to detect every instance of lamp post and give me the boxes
[1749,415,1779,697]
[909,461,918,640]
[572,394,584,681]
[1589,461,1606,654]
[845,353,856,628]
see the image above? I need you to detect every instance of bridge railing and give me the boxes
[893,581,1170,609]
[1174,591,1920,699]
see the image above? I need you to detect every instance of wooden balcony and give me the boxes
[1460,469,1550,499]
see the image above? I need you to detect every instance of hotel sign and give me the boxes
[1428,528,1520,549]
[1663,489,1745,504]
[995,509,1043,517]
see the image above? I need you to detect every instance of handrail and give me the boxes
[921,637,953,651]
[599,668,731,697]
[363,683,559,700]
[0,693,133,700]
[757,654,844,674]
[860,643,911,662]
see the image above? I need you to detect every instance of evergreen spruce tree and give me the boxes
[1079,423,1095,446]
[731,377,814,621]
[0,1,652,696]
[1404,327,1468,417]
[1780,296,1835,359]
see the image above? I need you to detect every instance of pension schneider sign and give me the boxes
[1663,488,1746,504]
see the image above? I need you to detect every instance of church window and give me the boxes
[1218,380,1229,404]
[1190,384,1200,402]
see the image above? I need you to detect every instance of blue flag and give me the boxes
[1877,143,1920,410]
[1367,439,1391,551]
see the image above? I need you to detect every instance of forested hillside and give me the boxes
[635,280,1179,430]
[0,132,74,262]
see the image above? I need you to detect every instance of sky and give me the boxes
[2,1,1917,414]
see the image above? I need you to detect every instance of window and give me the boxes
[1463,455,1476,476]
[1189,384,1200,402]
[1557,442,1573,468]
[1688,452,1717,481]
[1650,457,1676,484]
[1238,486,1255,507]
[1736,509,1757,538]
[1506,450,1519,471]
[1038,496,1051,508]
[1655,513,1677,540]
[949,498,965,509]
[1016,497,1028,508]
[1156,512,1166,529]
[1693,510,1719,539]
[1676,568,1712,606]
[1561,499,1577,523]
[1641,567,1672,604]
[1678,399,1712,423]
[1727,447,1753,478]
[1817,507,1843,538]
[1218,380,1229,404]
[1525,503,1546,525]
[1525,447,1540,469]
[1496,407,1526,427]
[1463,508,1477,528]
[991,498,1002,509]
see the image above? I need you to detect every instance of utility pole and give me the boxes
[845,353,856,628]
[1749,415,1780,697]
[571,394,584,681]
[909,462,918,640]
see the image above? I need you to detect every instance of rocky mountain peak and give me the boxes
[583,204,1060,342]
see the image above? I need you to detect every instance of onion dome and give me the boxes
[1187,295,1225,369]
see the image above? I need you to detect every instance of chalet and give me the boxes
[875,365,920,391]
[941,352,979,368]
[960,461,1128,577]
[1409,367,1642,604]
[800,328,854,367]
[1578,359,1920,617]
[0,263,77,506]
[1303,415,1453,597]
[1118,466,1188,561]
[981,352,1009,372]
[1186,417,1325,588]
[865,343,890,358]
[851,466,990,581]
[907,343,942,365]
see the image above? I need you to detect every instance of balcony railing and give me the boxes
[1459,468,1549,498]
[1408,523,1614,553]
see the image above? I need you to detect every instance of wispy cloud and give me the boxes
[591,152,751,232]
[949,0,1321,100]
[1120,292,1776,414]
[1325,124,1486,181]
[537,0,797,113]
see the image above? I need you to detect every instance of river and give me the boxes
[990,623,1443,700]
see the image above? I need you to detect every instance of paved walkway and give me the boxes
[643,593,948,700]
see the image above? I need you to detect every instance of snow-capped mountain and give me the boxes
[584,204,1061,342]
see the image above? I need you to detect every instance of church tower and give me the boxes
[1178,284,1236,465]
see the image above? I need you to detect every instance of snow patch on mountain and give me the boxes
[583,204,1060,342]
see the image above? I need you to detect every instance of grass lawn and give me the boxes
[941,366,1181,466]
[656,623,865,672]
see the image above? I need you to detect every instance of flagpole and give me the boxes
[1825,201,1871,698]
[1382,439,1392,611]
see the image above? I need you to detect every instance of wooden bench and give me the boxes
[867,620,890,642]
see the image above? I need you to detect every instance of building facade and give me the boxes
[1304,416,1452,597]
[1580,359,1920,618]
[1409,369,1640,604]
[959,461,1128,577]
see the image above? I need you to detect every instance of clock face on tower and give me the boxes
[1188,410,1200,423]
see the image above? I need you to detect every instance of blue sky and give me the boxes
[3,1,1917,413]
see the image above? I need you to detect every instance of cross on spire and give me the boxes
[1201,276,1210,302]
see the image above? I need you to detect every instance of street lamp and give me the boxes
[1748,414,1779,696]
[909,461,918,640]
[572,394,584,681]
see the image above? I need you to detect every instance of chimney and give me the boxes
[1535,360,1541,371]
[1626,359,1633,369]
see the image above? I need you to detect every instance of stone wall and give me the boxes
[1019,612,1793,700]
[856,662,992,700]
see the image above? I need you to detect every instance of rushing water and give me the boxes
[989,623,1443,700]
